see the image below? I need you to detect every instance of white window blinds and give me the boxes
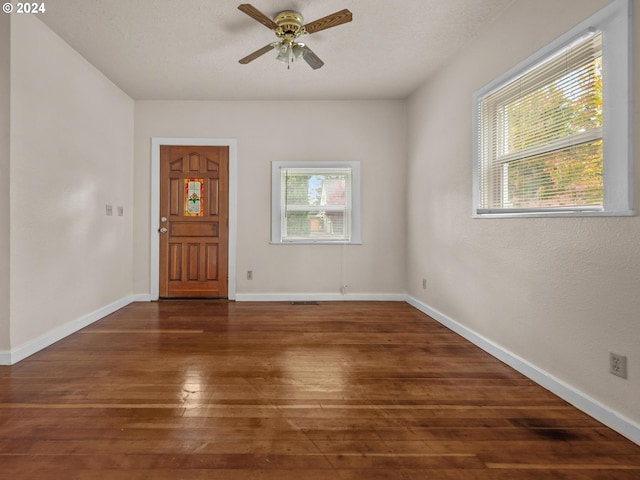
[477,31,603,213]
[281,167,352,242]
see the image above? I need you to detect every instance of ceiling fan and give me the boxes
[237,4,353,69]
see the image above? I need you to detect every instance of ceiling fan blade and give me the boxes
[239,44,275,64]
[238,4,277,30]
[304,9,352,34]
[301,45,324,70]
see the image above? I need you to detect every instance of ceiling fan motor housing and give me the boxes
[274,11,305,40]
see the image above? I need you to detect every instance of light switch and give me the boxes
[118,206,124,216]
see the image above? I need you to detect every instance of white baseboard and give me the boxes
[131,293,153,302]
[406,295,640,446]
[2,295,139,365]
[235,293,406,302]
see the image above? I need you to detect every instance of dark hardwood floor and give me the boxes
[1,300,639,479]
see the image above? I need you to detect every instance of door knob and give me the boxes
[159,227,168,234]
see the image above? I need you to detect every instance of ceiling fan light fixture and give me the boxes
[274,40,306,68]
[275,41,291,64]
[292,43,305,59]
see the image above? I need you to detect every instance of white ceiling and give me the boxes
[38,0,515,101]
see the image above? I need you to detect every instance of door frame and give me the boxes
[150,137,237,300]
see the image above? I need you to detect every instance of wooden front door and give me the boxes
[159,145,229,298]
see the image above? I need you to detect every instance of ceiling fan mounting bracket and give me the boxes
[273,10,306,40]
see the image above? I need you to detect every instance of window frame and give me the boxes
[271,161,362,244]
[472,0,633,218]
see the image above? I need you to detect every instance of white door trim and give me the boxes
[150,137,237,300]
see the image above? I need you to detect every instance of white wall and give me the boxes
[134,100,407,298]
[9,15,134,352]
[407,0,640,427]
[0,15,9,352]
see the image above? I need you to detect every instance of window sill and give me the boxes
[270,240,363,245]
[473,209,636,219]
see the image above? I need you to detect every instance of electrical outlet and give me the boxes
[340,285,348,295]
[105,204,113,216]
[610,352,628,379]
[422,278,427,290]
[247,270,253,280]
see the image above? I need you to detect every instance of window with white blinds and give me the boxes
[479,31,603,212]
[473,0,632,217]
[271,162,361,243]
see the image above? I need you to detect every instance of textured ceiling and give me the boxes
[38,0,515,100]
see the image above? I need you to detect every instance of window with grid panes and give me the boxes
[271,162,361,244]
